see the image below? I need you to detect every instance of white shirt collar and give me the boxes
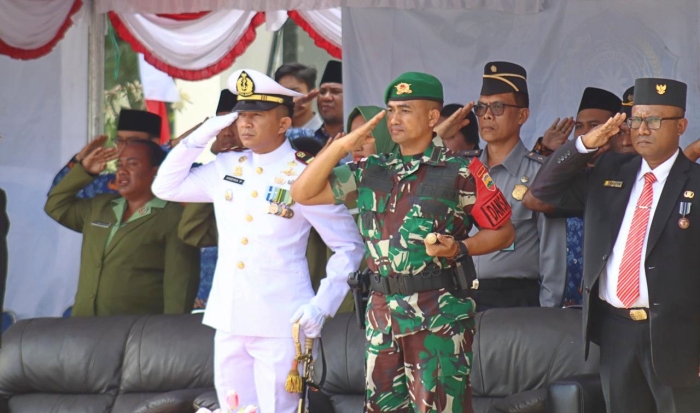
[252,139,294,166]
[637,148,679,185]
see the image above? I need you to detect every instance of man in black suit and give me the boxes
[529,77,700,413]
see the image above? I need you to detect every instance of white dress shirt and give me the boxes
[152,138,364,336]
[575,137,679,308]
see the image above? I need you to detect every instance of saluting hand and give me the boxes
[75,135,108,162]
[332,110,385,153]
[581,113,627,149]
[424,234,459,258]
[434,102,475,140]
[81,146,119,175]
[542,117,575,151]
[293,89,320,113]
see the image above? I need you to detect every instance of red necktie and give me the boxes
[617,172,657,308]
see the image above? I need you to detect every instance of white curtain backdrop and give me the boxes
[343,0,700,149]
[96,0,543,14]
[0,19,89,319]
[115,11,260,70]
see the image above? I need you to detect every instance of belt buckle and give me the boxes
[471,279,480,290]
[629,309,647,321]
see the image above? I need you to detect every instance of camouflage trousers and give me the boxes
[365,318,475,413]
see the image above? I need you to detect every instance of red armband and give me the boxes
[468,158,512,229]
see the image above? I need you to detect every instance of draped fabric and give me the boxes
[95,0,543,14]
[289,9,341,58]
[109,10,266,80]
[110,9,342,78]
[0,0,83,60]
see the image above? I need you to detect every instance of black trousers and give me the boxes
[599,307,700,413]
[471,280,539,312]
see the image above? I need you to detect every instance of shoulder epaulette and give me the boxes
[295,150,314,164]
[525,151,546,163]
[458,149,483,158]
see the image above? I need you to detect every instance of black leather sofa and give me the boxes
[0,308,606,413]
[0,314,214,413]
[315,307,605,413]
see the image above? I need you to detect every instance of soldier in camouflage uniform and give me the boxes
[291,72,515,413]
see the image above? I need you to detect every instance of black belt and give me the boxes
[604,302,649,321]
[471,277,539,291]
[369,268,456,296]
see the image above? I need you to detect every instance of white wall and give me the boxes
[343,0,700,149]
[0,18,89,319]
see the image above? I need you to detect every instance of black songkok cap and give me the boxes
[320,60,342,85]
[577,87,622,114]
[620,86,634,117]
[117,109,161,138]
[216,89,236,114]
[480,61,528,96]
[634,78,686,111]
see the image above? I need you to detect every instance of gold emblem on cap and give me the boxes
[512,184,528,201]
[490,65,497,73]
[395,83,413,95]
[684,190,695,199]
[236,71,255,97]
[656,84,667,95]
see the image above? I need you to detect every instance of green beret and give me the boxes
[384,72,443,104]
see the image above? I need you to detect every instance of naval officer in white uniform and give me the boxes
[152,69,364,412]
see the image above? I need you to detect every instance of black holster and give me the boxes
[347,268,371,329]
[453,255,477,292]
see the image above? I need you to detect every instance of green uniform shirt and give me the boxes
[107,197,168,247]
[329,143,511,335]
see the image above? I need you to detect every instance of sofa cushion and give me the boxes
[472,308,599,399]
[313,313,365,397]
[193,390,218,411]
[131,388,213,413]
[0,316,140,394]
[488,388,546,413]
[120,314,215,393]
[7,394,115,413]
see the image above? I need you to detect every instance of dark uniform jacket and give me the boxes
[45,165,200,316]
[530,140,700,387]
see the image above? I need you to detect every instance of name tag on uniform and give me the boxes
[224,175,245,185]
[603,180,623,188]
[502,242,515,251]
[91,220,111,228]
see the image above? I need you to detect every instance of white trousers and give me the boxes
[214,331,301,413]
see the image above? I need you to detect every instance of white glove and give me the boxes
[290,303,327,338]
[184,112,238,148]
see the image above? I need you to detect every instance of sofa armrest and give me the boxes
[134,388,214,413]
[488,388,547,413]
[193,390,219,411]
[547,374,605,413]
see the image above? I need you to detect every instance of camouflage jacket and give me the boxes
[330,143,512,335]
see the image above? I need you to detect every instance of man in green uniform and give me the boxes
[291,72,515,413]
[45,140,200,316]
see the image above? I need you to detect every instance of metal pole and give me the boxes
[87,5,105,141]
